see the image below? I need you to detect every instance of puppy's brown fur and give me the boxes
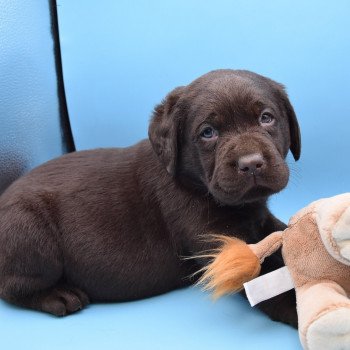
[0,70,300,325]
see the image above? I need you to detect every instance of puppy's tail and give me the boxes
[197,232,283,299]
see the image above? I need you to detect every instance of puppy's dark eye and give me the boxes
[201,127,218,139]
[259,113,274,125]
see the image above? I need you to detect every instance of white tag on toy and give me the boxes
[243,266,294,307]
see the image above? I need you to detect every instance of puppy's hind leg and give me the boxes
[10,283,90,316]
[0,205,89,316]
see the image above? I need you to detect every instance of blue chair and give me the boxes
[2,1,349,349]
[0,1,74,196]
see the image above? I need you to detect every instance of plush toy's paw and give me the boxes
[306,307,350,350]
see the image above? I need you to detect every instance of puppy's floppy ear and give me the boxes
[276,85,301,161]
[284,96,301,161]
[148,86,185,175]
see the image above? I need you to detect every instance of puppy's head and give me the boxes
[149,69,301,206]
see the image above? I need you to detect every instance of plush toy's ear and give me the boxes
[148,87,185,175]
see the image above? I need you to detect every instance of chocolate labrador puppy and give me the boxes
[0,70,300,326]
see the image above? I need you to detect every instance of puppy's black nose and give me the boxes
[238,154,264,174]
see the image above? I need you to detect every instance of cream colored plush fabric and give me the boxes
[313,193,350,266]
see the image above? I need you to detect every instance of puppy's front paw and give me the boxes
[257,289,298,328]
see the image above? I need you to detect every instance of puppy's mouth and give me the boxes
[215,181,275,203]
[209,172,288,206]
[240,184,276,202]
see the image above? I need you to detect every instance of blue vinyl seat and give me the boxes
[2,1,349,349]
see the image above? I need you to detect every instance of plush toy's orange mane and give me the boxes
[197,236,261,299]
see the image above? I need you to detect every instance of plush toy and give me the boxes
[199,193,350,350]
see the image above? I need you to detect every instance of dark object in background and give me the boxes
[0,70,300,327]
[0,0,74,195]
